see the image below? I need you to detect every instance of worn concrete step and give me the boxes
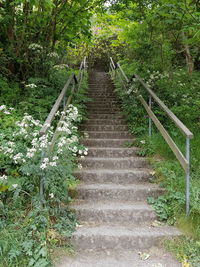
[84,119,126,125]
[76,183,163,201]
[87,103,119,107]
[74,169,150,184]
[72,202,157,224]
[85,147,138,157]
[87,107,121,112]
[89,94,116,98]
[72,225,181,251]
[81,131,132,139]
[81,125,128,132]
[56,249,181,267]
[79,157,147,169]
[88,98,117,103]
[87,110,121,114]
[82,138,133,147]
[88,91,115,94]
[87,102,119,107]
[88,114,124,119]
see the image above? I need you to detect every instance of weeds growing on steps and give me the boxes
[112,66,200,267]
[0,72,89,267]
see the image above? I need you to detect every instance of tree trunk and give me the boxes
[181,31,194,73]
[6,0,15,74]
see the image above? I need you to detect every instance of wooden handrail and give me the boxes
[135,74,193,139]
[139,95,189,172]
[117,63,129,83]
[39,74,74,135]
[39,58,86,136]
[110,57,193,215]
[116,61,193,139]
[110,57,116,70]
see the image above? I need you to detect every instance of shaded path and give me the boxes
[56,71,181,267]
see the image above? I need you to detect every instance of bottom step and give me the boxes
[72,225,181,251]
[55,248,181,267]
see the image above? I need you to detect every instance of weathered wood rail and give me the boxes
[39,57,87,199]
[109,57,193,215]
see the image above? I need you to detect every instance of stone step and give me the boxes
[76,183,163,201]
[89,99,117,104]
[72,201,157,224]
[81,125,129,132]
[72,225,181,251]
[87,110,122,114]
[86,147,138,157]
[74,169,150,184]
[56,249,181,267]
[87,102,119,107]
[79,157,147,169]
[82,131,132,139]
[84,119,126,125]
[87,107,121,112]
[88,91,115,94]
[88,114,124,119]
[89,94,116,98]
[88,98,116,102]
[82,138,133,147]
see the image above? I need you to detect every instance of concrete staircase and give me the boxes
[56,71,181,267]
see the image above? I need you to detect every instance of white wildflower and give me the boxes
[40,163,47,170]
[25,83,37,89]
[0,105,6,111]
[12,184,18,189]
[49,193,54,198]
[49,161,56,167]
[28,43,43,51]
[4,110,11,115]
[0,175,7,181]
[78,164,82,170]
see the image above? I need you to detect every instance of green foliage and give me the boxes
[163,237,200,267]
[111,52,200,266]
[0,70,89,266]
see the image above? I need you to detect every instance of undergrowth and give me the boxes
[112,65,200,266]
[0,69,89,267]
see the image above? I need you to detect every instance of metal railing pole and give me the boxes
[149,96,152,137]
[63,95,66,110]
[40,150,45,202]
[185,137,190,215]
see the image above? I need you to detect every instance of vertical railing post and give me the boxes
[185,137,190,215]
[40,149,45,202]
[63,94,66,110]
[149,96,152,137]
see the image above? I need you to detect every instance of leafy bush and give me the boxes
[0,72,89,266]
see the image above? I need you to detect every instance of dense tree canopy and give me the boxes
[0,1,200,266]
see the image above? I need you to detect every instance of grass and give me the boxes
[135,129,200,266]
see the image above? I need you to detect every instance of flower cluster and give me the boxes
[48,52,59,59]
[40,157,57,170]
[0,105,14,115]
[0,102,88,197]
[28,43,43,51]
[126,82,138,95]
[1,113,49,165]
[146,70,169,88]
[54,105,84,156]
[25,83,37,88]
[0,174,7,181]
[53,64,68,70]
